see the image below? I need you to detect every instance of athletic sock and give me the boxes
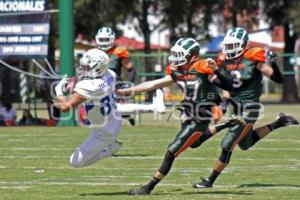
[144,177,161,191]
[267,120,282,131]
[208,170,220,184]
[215,122,231,132]
[251,130,260,144]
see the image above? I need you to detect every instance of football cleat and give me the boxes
[193,178,213,189]
[277,113,299,127]
[127,186,151,195]
[111,140,122,155]
[128,117,136,126]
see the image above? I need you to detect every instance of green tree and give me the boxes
[161,0,224,42]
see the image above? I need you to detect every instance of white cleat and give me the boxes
[153,89,165,113]
[111,140,122,154]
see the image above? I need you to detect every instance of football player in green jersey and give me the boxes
[117,37,240,195]
[95,27,136,82]
[193,27,299,189]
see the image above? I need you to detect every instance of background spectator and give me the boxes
[0,103,16,126]
[17,109,36,126]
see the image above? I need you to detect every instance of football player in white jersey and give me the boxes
[55,48,122,168]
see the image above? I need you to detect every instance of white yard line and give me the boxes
[0,181,299,190]
[1,155,299,161]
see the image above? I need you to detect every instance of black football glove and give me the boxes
[266,50,277,64]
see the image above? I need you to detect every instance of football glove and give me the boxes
[55,77,69,96]
[266,50,277,64]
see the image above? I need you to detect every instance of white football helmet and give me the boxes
[76,49,110,79]
[221,27,249,59]
[95,27,115,51]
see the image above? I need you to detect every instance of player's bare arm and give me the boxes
[121,58,133,70]
[54,77,84,112]
[117,75,173,95]
[56,93,84,112]
[121,58,136,82]
[257,62,284,83]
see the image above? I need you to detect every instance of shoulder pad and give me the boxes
[193,59,214,75]
[216,52,225,67]
[244,47,266,62]
[165,65,173,75]
[107,69,117,79]
[111,46,129,59]
[74,80,104,99]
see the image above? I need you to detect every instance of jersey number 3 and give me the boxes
[231,70,243,88]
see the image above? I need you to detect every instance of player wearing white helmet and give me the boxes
[95,26,164,125]
[95,26,135,81]
[55,48,122,168]
[192,27,299,189]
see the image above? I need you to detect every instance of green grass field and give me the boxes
[0,104,299,200]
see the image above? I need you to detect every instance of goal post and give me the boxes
[57,0,77,126]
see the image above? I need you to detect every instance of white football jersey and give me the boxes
[74,69,121,133]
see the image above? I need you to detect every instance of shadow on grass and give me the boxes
[112,153,151,157]
[79,188,252,197]
[79,191,127,196]
[182,190,253,196]
[79,191,175,196]
[238,183,300,188]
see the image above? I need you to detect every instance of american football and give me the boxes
[65,76,78,93]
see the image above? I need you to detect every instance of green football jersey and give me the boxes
[166,59,219,104]
[106,46,129,79]
[217,47,267,102]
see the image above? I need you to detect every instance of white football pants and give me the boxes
[70,127,121,168]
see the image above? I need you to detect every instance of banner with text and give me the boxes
[0,0,50,57]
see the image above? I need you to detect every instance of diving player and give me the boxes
[55,48,122,168]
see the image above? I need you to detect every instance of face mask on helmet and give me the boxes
[222,27,248,59]
[95,27,115,51]
[168,38,200,67]
[76,49,110,80]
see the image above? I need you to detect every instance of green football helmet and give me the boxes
[222,27,249,59]
[168,37,200,67]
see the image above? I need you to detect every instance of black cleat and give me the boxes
[127,186,151,195]
[277,113,299,127]
[193,178,213,189]
[128,118,135,126]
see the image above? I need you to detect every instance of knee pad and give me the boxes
[238,143,251,151]
[221,139,234,152]
[238,130,258,151]
[218,149,232,164]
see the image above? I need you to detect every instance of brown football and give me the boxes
[66,76,78,93]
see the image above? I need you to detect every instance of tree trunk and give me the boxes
[142,0,152,77]
[281,23,300,102]
[142,0,153,101]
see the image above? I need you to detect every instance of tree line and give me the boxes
[49,0,300,102]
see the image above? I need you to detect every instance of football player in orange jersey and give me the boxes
[193,27,299,189]
[95,27,136,82]
[117,37,240,195]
